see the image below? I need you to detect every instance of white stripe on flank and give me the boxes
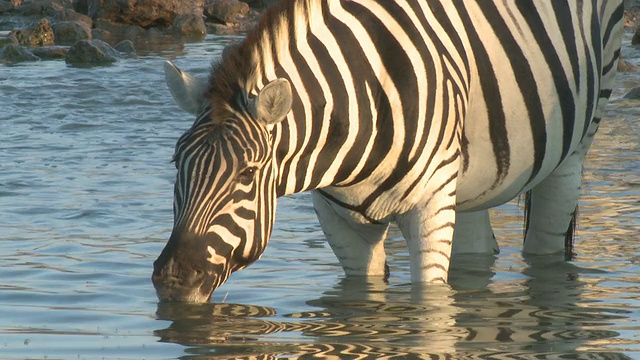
[329,2,405,189]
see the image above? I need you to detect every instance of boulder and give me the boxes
[114,39,135,56]
[85,0,203,28]
[0,43,39,63]
[11,18,55,47]
[618,59,640,72]
[204,0,249,23]
[93,18,146,40]
[31,45,68,59]
[12,0,72,16]
[0,1,14,14]
[65,39,120,65]
[53,21,92,45]
[54,9,93,28]
[173,13,206,35]
[242,0,277,11]
[624,86,640,99]
[0,34,18,46]
[633,27,640,46]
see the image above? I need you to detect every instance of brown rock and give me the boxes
[204,0,249,23]
[618,59,640,72]
[94,18,146,40]
[174,13,206,35]
[11,18,55,47]
[242,0,278,11]
[87,0,203,28]
[12,0,72,16]
[54,9,94,28]
[53,21,92,45]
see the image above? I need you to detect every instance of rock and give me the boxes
[12,0,72,16]
[87,0,203,28]
[633,27,640,46]
[204,7,259,34]
[242,0,278,11]
[31,45,68,59]
[0,43,39,63]
[54,9,93,28]
[53,21,92,45]
[94,18,146,40]
[624,86,640,99]
[11,18,55,47]
[114,39,135,56]
[72,0,88,15]
[0,34,18,46]
[65,39,120,65]
[618,59,640,72]
[173,13,206,35]
[0,1,14,14]
[204,0,249,23]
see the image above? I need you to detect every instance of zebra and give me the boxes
[152,0,624,303]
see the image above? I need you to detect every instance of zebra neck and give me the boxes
[237,1,362,196]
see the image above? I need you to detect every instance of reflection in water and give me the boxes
[154,257,632,359]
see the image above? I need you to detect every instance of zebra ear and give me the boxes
[251,78,292,125]
[164,61,209,115]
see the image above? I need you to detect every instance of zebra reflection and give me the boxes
[154,259,628,358]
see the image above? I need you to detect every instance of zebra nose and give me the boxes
[152,257,173,285]
[152,256,206,288]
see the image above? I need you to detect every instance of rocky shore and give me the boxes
[1,0,640,70]
[0,0,277,64]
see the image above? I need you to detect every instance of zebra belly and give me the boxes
[455,92,590,213]
[452,0,600,212]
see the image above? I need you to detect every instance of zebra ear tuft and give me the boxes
[164,61,209,115]
[252,78,292,125]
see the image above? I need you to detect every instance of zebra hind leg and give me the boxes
[524,190,577,261]
[311,191,390,280]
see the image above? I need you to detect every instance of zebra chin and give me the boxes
[154,285,212,303]
[152,274,216,303]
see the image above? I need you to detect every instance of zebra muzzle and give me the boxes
[152,256,211,303]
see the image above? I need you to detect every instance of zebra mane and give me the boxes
[206,0,306,121]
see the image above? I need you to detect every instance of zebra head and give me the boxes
[152,61,292,303]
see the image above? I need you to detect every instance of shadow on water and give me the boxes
[154,255,632,359]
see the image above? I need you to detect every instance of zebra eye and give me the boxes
[237,166,257,184]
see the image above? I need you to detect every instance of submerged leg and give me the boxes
[312,190,390,278]
[523,122,598,259]
[453,210,499,254]
[396,180,458,284]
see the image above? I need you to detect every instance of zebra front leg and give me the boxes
[452,210,499,254]
[311,191,390,278]
[396,182,458,284]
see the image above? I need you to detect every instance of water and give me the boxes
[0,33,638,359]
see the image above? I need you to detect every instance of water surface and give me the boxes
[0,34,638,359]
